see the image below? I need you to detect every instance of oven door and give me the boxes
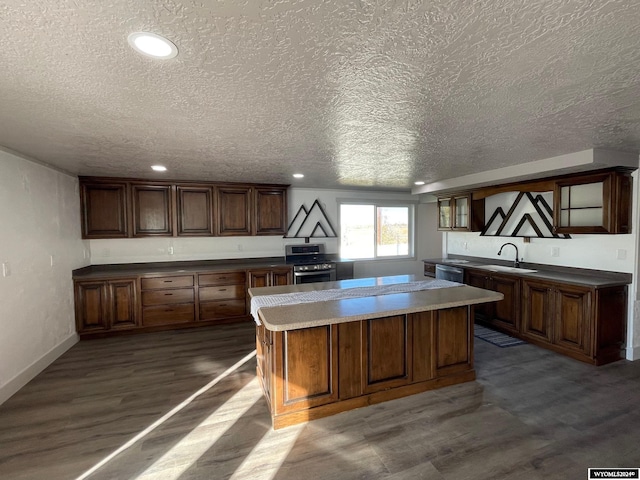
[293,270,336,284]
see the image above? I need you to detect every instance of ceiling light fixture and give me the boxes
[292,173,304,178]
[151,165,167,172]
[127,32,178,59]
[414,181,425,185]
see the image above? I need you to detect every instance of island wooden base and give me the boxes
[256,306,475,429]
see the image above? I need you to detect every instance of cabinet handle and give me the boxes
[220,303,227,306]
[219,288,227,292]
[165,309,172,312]
[163,280,173,283]
[164,293,173,296]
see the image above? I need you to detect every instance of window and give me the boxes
[339,202,414,260]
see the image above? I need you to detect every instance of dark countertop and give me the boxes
[422,256,632,288]
[72,256,356,280]
[73,257,291,280]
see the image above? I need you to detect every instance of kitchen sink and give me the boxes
[475,265,538,273]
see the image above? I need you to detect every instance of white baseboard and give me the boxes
[627,346,640,361]
[0,333,79,406]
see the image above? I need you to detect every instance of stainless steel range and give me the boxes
[285,244,337,284]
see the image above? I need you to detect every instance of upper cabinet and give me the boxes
[436,168,633,235]
[216,186,252,236]
[131,184,173,237]
[176,185,215,236]
[553,170,632,234]
[80,181,129,238]
[437,194,485,231]
[254,187,287,235]
[79,177,288,239]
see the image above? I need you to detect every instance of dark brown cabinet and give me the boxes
[198,271,247,321]
[140,275,195,326]
[80,182,129,238]
[176,185,214,236]
[248,267,293,288]
[521,279,553,342]
[437,194,484,232]
[465,269,520,334]
[74,278,138,333]
[217,186,252,236]
[131,184,173,236]
[79,177,288,239]
[554,170,632,234]
[254,187,287,235]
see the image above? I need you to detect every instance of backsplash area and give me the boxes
[446,231,635,273]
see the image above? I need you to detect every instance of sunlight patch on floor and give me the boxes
[135,377,263,479]
[74,350,256,480]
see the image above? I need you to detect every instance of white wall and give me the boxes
[89,187,442,278]
[446,170,640,360]
[0,149,87,405]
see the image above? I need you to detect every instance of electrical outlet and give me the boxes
[237,244,243,252]
[463,242,468,250]
[2,262,10,277]
[617,249,627,260]
[551,247,560,257]
[168,246,174,255]
[50,255,54,267]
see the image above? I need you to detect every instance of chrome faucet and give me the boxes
[498,242,520,268]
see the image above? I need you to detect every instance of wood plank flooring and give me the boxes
[1,322,639,479]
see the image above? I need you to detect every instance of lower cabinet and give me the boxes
[198,271,247,321]
[465,269,520,334]
[482,275,627,365]
[141,275,195,326]
[248,267,293,288]
[75,278,138,333]
[258,306,474,429]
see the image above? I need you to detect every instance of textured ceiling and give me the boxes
[1,1,640,191]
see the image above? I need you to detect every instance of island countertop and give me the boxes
[249,274,504,331]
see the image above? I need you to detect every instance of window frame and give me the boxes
[338,199,416,261]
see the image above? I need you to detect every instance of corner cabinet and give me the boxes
[79,177,288,239]
[80,181,129,238]
[75,278,139,333]
[554,170,632,234]
[437,194,484,231]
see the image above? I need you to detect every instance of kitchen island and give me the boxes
[249,275,503,429]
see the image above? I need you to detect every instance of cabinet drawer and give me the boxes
[199,300,247,320]
[199,272,246,286]
[141,276,194,290]
[142,288,194,306]
[142,305,194,326]
[199,285,246,302]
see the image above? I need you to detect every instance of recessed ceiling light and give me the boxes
[151,165,167,172]
[128,32,178,59]
[293,173,304,179]
[414,181,425,185]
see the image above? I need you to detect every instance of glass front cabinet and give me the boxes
[438,194,484,232]
[553,171,632,234]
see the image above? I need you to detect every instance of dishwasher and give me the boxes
[435,264,464,283]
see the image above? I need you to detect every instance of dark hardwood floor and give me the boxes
[1,321,639,479]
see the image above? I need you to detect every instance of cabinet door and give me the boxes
[272,326,339,414]
[256,325,272,403]
[452,195,469,230]
[176,185,214,236]
[75,281,109,332]
[437,198,452,230]
[363,315,411,393]
[521,279,553,342]
[248,270,271,288]
[465,269,490,319]
[108,279,138,330]
[435,307,472,376]
[80,182,129,238]
[554,284,592,355]
[217,186,252,236]
[254,187,287,235]
[488,274,520,333]
[132,184,173,236]
[271,267,292,286]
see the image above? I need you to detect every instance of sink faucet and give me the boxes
[498,242,520,268]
